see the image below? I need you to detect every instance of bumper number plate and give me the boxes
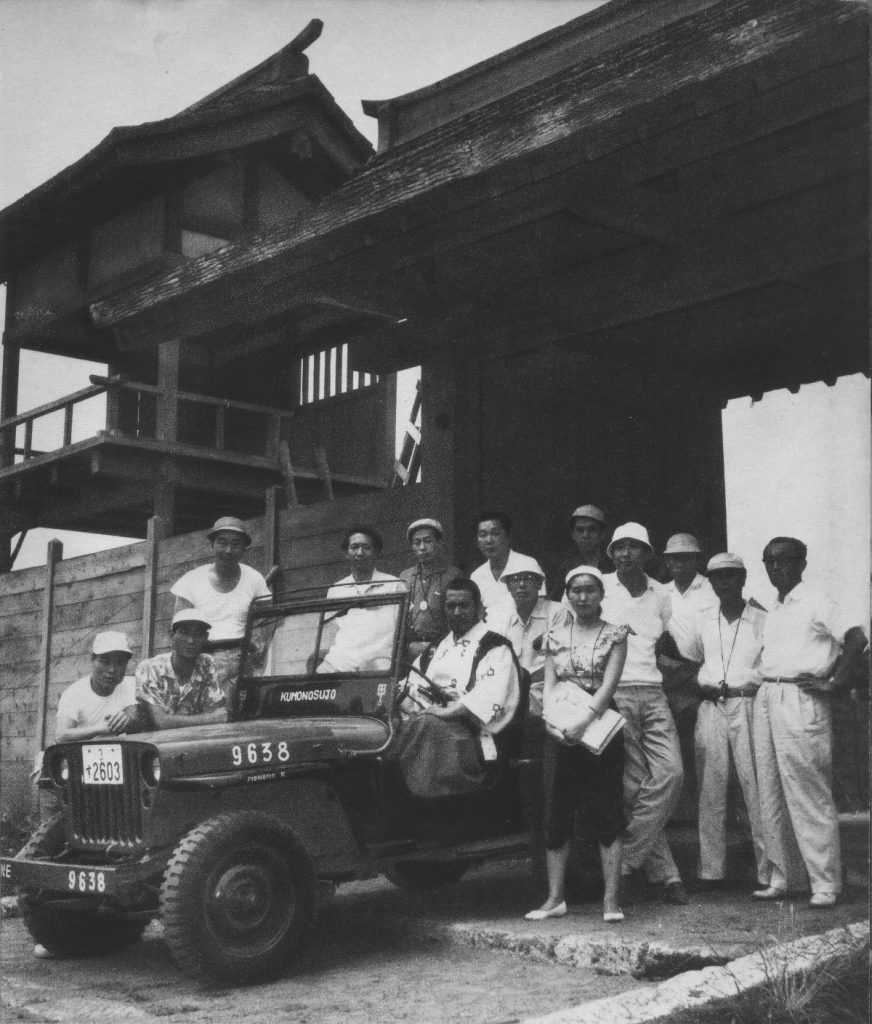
[82,744,124,785]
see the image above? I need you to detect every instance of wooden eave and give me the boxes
[91,0,868,399]
[0,76,372,280]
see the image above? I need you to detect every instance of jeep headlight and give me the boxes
[141,750,161,786]
[47,753,69,785]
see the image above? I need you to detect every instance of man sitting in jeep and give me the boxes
[405,578,521,732]
[135,610,227,730]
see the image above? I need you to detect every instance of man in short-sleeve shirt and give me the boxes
[55,632,140,743]
[677,553,768,886]
[135,610,225,730]
[752,537,868,907]
[601,522,687,904]
[470,511,544,624]
[171,516,271,696]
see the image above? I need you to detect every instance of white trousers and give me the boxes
[695,697,767,883]
[753,682,841,895]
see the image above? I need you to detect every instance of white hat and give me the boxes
[564,565,606,589]
[606,522,653,559]
[569,504,606,526]
[171,609,212,630]
[500,553,546,582]
[407,517,443,540]
[707,552,745,572]
[664,533,702,555]
[92,631,133,656]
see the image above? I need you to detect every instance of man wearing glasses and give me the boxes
[752,537,868,908]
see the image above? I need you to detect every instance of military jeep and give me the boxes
[1,585,538,984]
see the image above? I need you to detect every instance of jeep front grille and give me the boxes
[65,745,144,847]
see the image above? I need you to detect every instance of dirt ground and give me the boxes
[3,857,867,1024]
[1,864,648,1024]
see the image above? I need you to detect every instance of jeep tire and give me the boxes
[160,811,315,984]
[17,815,148,957]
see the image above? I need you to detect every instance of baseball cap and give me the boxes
[569,504,606,526]
[407,517,443,541]
[171,609,212,631]
[206,516,251,547]
[707,552,745,572]
[92,631,133,656]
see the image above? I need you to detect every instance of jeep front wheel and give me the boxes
[160,812,315,983]
[17,815,148,957]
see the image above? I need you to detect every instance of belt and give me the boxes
[206,639,244,652]
[699,685,760,702]
[762,675,816,685]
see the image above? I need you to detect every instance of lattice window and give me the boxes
[298,344,379,405]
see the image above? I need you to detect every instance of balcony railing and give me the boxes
[0,375,295,469]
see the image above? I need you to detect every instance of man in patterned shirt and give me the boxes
[135,609,226,730]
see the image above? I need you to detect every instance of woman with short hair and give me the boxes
[525,566,629,923]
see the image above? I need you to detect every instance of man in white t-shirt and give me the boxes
[55,631,141,742]
[318,524,402,673]
[172,516,272,696]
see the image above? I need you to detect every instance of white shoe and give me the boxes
[809,892,836,908]
[525,900,567,920]
[33,944,52,959]
[603,909,625,923]
[752,886,787,901]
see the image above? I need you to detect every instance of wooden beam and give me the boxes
[141,515,164,658]
[35,539,62,757]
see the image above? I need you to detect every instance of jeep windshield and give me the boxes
[235,583,409,723]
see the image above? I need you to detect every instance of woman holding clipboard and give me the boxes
[525,566,629,924]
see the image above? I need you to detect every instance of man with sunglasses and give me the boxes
[752,536,868,908]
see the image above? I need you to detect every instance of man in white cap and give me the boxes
[549,504,611,600]
[601,522,688,904]
[659,533,718,817]
[135,609,225,730]
[752,537,868,908]
[399,518,462,662]
[676,553,768,888]
[55,632,141,743]
[171,516,272,697]
[496,554,567,718]
[471,510,544,623]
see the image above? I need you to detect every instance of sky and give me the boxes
[1,0,869,626]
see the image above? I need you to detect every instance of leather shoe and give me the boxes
[662,881,689,905]
[752,886,787,901]
[525,901,567,920]
[809,893,836,908]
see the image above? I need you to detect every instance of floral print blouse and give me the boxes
[542,619,631,693]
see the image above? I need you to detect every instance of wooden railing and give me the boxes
[0,375,296,468]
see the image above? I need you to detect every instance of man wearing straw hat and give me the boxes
[171,516,271,697]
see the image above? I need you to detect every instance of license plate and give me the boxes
[82,744,124,785]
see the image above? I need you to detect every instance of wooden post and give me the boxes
[0,340,19,469]
[142,515,164,658]
[34,539,62,769]
[264,485,284,594]
[155,340,180,535]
